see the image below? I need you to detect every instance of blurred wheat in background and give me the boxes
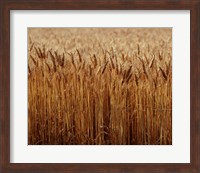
[28,28,172,145]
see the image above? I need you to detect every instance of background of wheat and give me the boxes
[28,28,172,145]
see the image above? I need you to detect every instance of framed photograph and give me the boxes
[0,0,199,172]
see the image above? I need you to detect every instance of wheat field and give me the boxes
[28,28,172,145]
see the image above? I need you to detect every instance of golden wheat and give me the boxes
[28,28,172,145]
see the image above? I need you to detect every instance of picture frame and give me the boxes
[0,0,199,172]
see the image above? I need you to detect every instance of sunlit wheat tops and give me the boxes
[28,28,172,145]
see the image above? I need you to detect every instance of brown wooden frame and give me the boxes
[0,0,200,172]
